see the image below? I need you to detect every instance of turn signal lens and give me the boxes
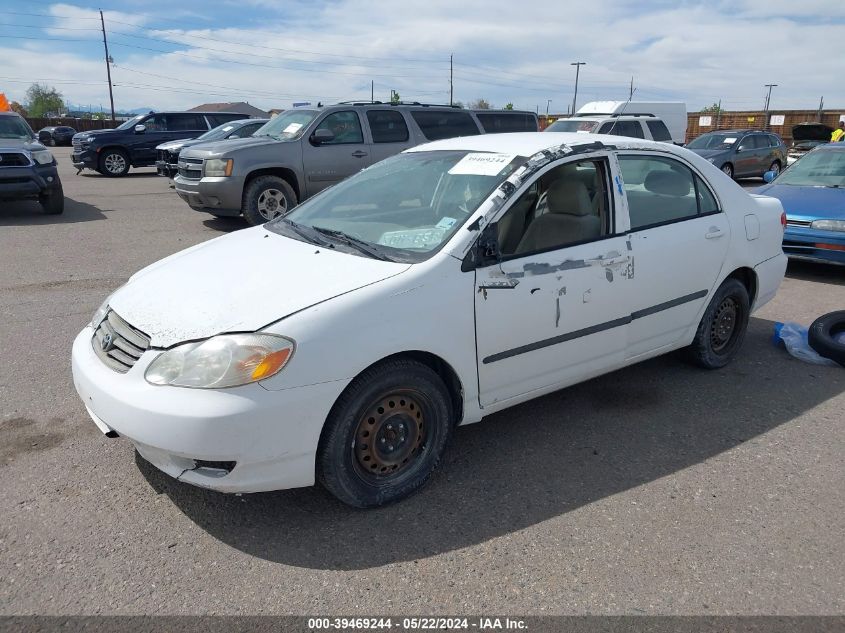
[780,212,787,230]
[250,348,292,380]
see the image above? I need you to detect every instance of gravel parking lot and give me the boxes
[1,147,843,615]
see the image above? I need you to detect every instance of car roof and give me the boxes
[406,131,684,157]
[0,111,24,118]
[705,129,771,134]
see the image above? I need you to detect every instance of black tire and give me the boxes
[98,148,130,177]
[686,278,750,369]
[808,311,845,367]
[39,184,64,215]
[720,163,734,179]
[48,137,56,147]
[768,160,781,176]
[318,359,454,508]
[242,175,297,226]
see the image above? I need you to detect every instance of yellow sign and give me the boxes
[747,116,755,122]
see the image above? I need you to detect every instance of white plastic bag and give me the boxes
[773,322,840,367]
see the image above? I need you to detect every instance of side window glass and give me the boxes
[750,135,766,149]
[168,114,205,131]
[736,136,751,151]
[598,122,614,134]
[475,113,536,133]
[695,175,720,214]
[315,111,364,145]
[619,156,699,230]
[366,110,410,143]
[410,111,481,140]
[646,120,672,142]
[614,121,645,138]
[143,114,166,131]
[496,159,610,257]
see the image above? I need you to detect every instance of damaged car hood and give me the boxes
[110,227,410,348]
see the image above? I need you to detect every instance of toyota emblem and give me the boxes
[101,333,113,351]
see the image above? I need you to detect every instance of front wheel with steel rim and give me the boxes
[242,175,297,226]
[687,278,750,369]
[98,149,130,177]
[318,359,454,508]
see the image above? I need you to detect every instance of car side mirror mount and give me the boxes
[763,170,777,183]
[461,222,501,272]
[311,129,335,145]
[134,124,146,134]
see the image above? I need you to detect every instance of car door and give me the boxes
[617,153,729,358]
[129,113,170,165]
[365,109,413,163]
[733,134,761,177]
[300,110,372,197]
[474,154,634,408]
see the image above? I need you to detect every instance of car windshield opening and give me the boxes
[268,150,524,262]
[253,110,317,140]
[198,122,239,141]
[115,115,145,131]
[0,117,34,139]
[545,120,597,133]
[686,133,740,150]
[775,149,845,187]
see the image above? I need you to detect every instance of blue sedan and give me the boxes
[756,144,845,266]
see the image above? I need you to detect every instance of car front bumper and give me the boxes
[0,163,61,200]
[71,147,98,170]
[71,326,349,493]
[173,174,244,216]
[783,226,845,266]
[155,160,178,177]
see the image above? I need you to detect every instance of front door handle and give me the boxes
[351,150,368,158]
[478,278,519,290]
[705,227,725,239]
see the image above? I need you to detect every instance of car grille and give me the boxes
[786,219,812,227]
[92,310,151,373]
[0,152,31,167]
[178,158,203,180]
[72,139,83,149]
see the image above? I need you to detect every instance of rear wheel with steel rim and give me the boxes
[318,359,454,508]
[98,149,130,177]
[687,278,750,369]
[242,175,297,226]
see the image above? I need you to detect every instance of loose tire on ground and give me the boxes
[98,149,130,177]
[39,184,64,215]
[318,359,454,508]
[808,311,845,367]
[242,175,297,226]
[686,277,750,369]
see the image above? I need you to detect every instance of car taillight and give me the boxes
[780,212,787,230]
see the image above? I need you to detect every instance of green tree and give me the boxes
[10,101,28,116]
[504,102,514,110]
[700,102,722,114]
[469,98,490,109]
[390,91,400,105]
[25,83,65,117]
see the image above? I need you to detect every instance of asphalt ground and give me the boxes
[0,147,843,615]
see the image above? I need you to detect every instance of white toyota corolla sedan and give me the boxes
[72,133,788,507]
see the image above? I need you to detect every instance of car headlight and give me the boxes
[32,150,55,165]
[811,219,845,232]
[204,158,233,177]
[145,333,294,388]
[708,158,717,164]
[84,136,95,143]
[90,298,110,328]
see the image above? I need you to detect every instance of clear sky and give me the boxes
[1,1,842,114]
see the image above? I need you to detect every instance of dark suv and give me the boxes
[71,111,243,177]
[685,129,787,179]
[0,111,63,214]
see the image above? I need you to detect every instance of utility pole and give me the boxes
[371,80,374,102]
[449,54,453,106]
[629,76,634,99]
[99,10,115,123]
[818,96,824,122]
[571,62,586,115]
[763,83,777,130]
[546,99,552,117]
[716,98,722,129]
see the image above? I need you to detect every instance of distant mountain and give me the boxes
[126,107,156,115]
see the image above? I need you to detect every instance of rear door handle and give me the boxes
[705,227,725,239]
[351,150,368,158]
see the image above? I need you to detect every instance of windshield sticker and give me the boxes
[436,217,457,229]
[222,126,234,132]
[283,123,303,134]
[448,153,516,176]
[378,227,448,249]
[723,137,737,144]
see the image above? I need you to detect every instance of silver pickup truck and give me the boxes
[173,102,538,225]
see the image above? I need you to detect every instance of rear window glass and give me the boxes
[646,120,672,142]
[475,112,537,133]
[206,114,242,127]
[411,111,480,141]
[366,110,410,143]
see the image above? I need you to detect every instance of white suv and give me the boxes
[545,114,676,144]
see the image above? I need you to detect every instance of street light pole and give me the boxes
[99,10,115,124]
[763,83,777,129]
[546,99,552,116]
[571,62,586,115]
